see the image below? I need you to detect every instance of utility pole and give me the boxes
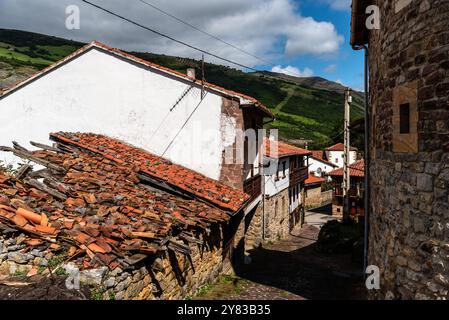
[343,88,352,224]
[201,54,205,99]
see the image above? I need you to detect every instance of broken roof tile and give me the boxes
[0,133,233,271]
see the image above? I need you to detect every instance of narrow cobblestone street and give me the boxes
[196,214,365,300]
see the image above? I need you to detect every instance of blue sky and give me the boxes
[0,0,364,90]
[267,0,365,91]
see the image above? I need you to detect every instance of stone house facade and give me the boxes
[304,175,326,208]
[262,139,310,241]
[351,0,449,299]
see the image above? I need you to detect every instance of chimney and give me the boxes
[186,68,196,80]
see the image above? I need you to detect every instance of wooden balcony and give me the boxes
[243,174,262,202]
[289,166,308,186]
[334,186,363,198]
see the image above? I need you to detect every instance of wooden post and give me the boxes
[343,88,352,223]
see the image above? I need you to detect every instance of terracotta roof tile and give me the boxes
[328,159,365,177]
[309,151,337,167]
[264,138,311,158]
[305,175,326,185]
[50,132,249,212]
[325,143,358,151]
[0,134,233,271]
[310,150,324,160]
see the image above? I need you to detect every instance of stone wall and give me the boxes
[304,185,322,208]
[0,225,233,300]
[231,201,264,264]
[263,189,290,241]
[367,0,449,299]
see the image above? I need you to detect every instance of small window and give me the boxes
[282,161,286,177]
[400,103,410,134]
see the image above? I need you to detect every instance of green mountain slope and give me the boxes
[0,29,364,149]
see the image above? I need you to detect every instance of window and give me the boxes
[400,103,410,134]
[282,161,286,178]
[393,81,418,153]
[335,158,339,164]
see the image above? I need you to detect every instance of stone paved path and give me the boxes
[196,222,365,300]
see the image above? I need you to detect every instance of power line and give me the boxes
[161,91,209,158]
[136,0,276,67]
[80,0,259,71]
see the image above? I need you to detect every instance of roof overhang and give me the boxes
[350,0,373,47]
[0,41,275,119]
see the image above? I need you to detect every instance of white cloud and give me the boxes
[271,65,314,77]
[324,64,337,73]
[0,0,344,68]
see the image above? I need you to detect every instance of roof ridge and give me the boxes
[0,40,274,118]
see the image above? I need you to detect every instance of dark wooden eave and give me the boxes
[350,0,373,47]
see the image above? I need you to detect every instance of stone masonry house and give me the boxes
[351,0,449,299]
[0,41,275,264]
[304,175,327,208]
[262,139,310,240]
[0,132,250,299]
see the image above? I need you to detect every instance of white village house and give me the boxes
[324,143,357,168]
[307,150,337,177]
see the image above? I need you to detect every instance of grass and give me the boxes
[193,274,249,299]
[12,270,27,277]
[90,287,105,300]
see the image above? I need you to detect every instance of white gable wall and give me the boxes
[0,48,236,180]
[308,157,336,177]
[325,150,357,168]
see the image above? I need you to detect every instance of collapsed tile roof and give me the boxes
[50,132,249,212]
[0,41,274,118]
[328,159,365,178]
[264,138,311,158]
[0,133,245,270]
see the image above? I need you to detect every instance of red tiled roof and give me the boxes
[0,136,231,270]
[309,151,337,167]
[328,159,365,177]
[50,132,249,212]
[305,175,325,185]
[325,143,358,151]
[264,138,311,158]
[310,150,324,160]
[0,41,274,118]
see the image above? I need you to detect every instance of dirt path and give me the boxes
[196,224,365,300]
